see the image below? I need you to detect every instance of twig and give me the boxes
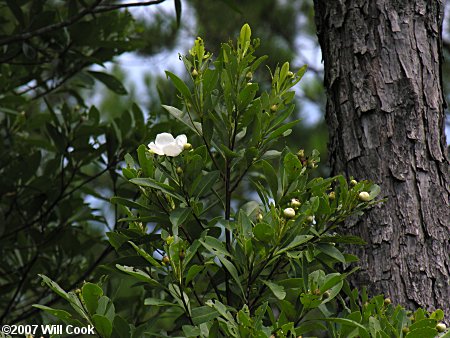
[0,254,39,323]
[0,1,167,47]
[11,246,113,324]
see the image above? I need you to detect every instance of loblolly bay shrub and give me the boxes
[35,24,448,338]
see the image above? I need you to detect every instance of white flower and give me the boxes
[148,133,187,157]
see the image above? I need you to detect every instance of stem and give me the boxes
[178,282,194,325]
[224,160,232,305]
[249,259,289,311]
[179,221,223,303]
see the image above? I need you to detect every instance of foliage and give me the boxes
[0,0,180,325]
[35,25,448,337]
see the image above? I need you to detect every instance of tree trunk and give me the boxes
[313,0,450,314]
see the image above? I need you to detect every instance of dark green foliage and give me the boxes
[35,25,448,337]
[0,0,180,325]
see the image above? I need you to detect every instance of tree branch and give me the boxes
[10,245,113,324]
[0,0,167,47]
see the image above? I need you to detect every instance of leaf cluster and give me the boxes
[35,24,447,338]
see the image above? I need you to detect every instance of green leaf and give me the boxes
[191,306,220,325]
[6,0,24,25]
[82,283,103,315]
[253,222,274,242]
[218,256,244,297]
[112,315,131,338]
[279,62,289,85]
[174,0,181,27]
[170,207,191,227]
[265,120,300,142]
[276,235,314,255]
[260,160,278,200]
[430,309,444,321]
[144,298,180,307]
[106,232,128,250]
[295,321,328,335]
[369,184,381,199]
[262,280,286,300]
[137,144,154,177]
[161,104,202,134]
[317,244,346,263]
[110,196,152,211]
[92,314,113,338]
[406,327,438,338]
[166,71,192,101]
[409,319,437,331]
[129,178,184,201]
[321,273,344,292]
[189,171,220,197]
[185,265,204,284]
[88,71,127,95]
[115,265,160,286]
[32,305,82,325]
[321,318,370,338]
[238,83,258,110]
[200,236,231,257]
[38,274,70,302]
[128,241,162,268]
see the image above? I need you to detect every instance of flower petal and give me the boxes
[175,134,187,147]
[162,143,183,157]
[155,133,175,147]
[148,142,164,155]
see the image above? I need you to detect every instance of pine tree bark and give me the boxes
[313,0,450,314]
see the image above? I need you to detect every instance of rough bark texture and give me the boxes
[313,0,450,314]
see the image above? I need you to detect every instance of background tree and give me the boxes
[0,0,180,325]
[313,0,450,314]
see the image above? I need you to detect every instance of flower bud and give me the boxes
[183,143,192,150]
[270,104,278,112]
[283,207,296,219]
[166,235,174,245]
[176,167,183,175]
[308,160,317,169]
[306,215,314,223]
[191,68,199,77]
[328,191,336,200]
[350,179,357,186]
[246,71,253,80]
[290,198,301,208]
[162,256,170,265]
[297,149,305,158]
[256,213,263,222]
[383,298,391,305]
[358,191,370,202]
[402,327,409,334]
[287,71,294,78]
[436,323,447,332]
